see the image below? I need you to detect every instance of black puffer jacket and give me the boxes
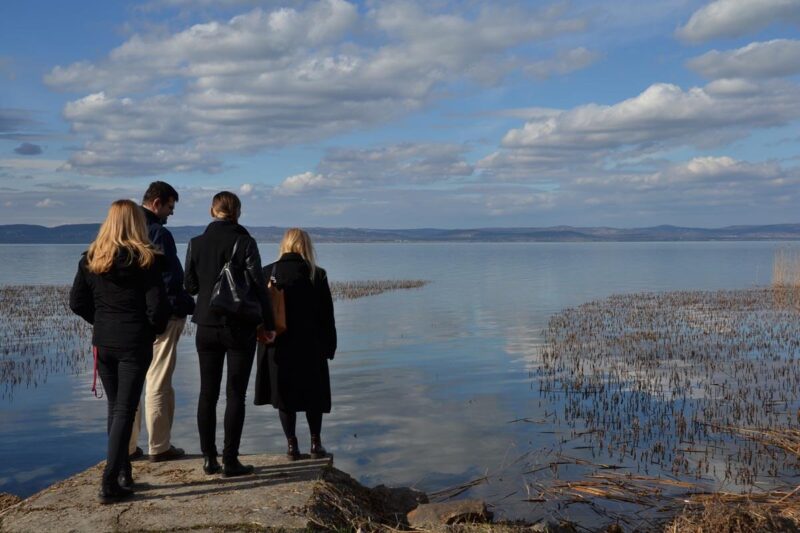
[69,249,170,348]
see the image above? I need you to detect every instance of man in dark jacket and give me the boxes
[128,181,196,468]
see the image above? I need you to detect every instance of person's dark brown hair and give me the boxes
[211,191,241,221]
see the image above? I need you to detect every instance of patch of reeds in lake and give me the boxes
[329,279,427,300]
[0,280,427,400]
[534,287,800,512]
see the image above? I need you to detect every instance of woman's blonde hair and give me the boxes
[87,199,158,274]
[279,228,317,279]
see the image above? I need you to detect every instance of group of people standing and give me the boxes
[69,182,337,504]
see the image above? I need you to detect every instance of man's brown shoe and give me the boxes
[149,445,186,462]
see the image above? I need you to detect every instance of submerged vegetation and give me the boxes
[0,280,428,400]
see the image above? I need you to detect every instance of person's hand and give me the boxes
[256,325,276,344]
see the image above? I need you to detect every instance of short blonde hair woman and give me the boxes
[278,227,317,279]
[254,228,337,461]
[70,199,169,504]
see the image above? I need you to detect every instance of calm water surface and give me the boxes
[0,242,787,521]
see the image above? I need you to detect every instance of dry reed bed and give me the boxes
[0,280,427,400]
[538,287,800,486]
[529,286,800,530]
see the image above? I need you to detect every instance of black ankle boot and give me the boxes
[223,457,254,477]
[118,462,134,489]
[203,455,221,475]
[286,436,300,461]
[98,481,134,505]
[310,434,327,459]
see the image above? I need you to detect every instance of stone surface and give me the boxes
[0,454,332,532]
[407,499,493,528]
[0,495,21,515]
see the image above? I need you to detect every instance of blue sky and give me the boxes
[1,0,799,228]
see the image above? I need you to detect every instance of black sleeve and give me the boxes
[184,240,198,296]
[244,238,275,330]
[146,264,170,335]
[316,269,337,360]
[157,230,179,300]
[69,257,95,325]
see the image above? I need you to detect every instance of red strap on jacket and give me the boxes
[92,346,103,398]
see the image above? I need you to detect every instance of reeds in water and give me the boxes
[772,247,800,310]
[0,280,428,400]
[530,285,800,529]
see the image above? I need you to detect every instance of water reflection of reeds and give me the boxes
[0,281,427,400]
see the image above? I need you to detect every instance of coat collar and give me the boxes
[278,252,305,262]
[204,219,249,236]
[141,206,162,226]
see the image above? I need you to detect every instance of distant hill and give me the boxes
[3,223,800,244]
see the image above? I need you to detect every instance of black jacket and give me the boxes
[184,219,274,329]
[254,253,336,412]
[69,249,170,348]
[143,207,195,318]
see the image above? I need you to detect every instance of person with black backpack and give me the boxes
[184,191,275,477]
[254,228,337,461]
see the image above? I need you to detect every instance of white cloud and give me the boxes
[688,39,800,79]
[525,47,601,79]
[59,140,220,177]
[274,143,474,195]
[561,156,800,220]
[480,79,800,182]
[676,0,800,43]
[484,192,555,215]
[35,198,64,208]
[239,183,254,195]
[275,171,337,195]
[574,156,783,190]
[0,159,64,171]
[45,0,586,176]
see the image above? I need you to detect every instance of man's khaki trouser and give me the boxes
[129,317,185,456]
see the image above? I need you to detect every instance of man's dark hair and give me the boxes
[143,181,179,205]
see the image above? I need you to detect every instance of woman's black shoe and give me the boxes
[118,463,134,489]
[286,436,301,461]
[223,458,254,477]
[98,482,134,505]
[203,455,222,475]
[310,434,327,459]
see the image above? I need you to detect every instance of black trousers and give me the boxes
[195,324,256,462]
[96,344,153,485]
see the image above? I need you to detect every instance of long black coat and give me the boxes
[69,249,170,348]
[254,252,336,412]
[184,219,274,329]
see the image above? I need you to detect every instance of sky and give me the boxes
[1,0,799,228]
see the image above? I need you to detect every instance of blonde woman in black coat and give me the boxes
[70,199,170,504]
[255,228,336,460]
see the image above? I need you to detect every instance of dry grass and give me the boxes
[305,466,428,531]
[666,496,800,533]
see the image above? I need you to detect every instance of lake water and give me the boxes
[0,241,790,522]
